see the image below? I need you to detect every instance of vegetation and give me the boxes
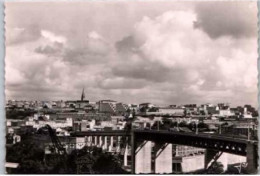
[6,140,46,174]
[6,139,128,174]
[6,109,36,119]
[207,162,224,174]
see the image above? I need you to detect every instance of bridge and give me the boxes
[70,129,258,174]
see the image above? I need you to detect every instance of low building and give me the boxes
[98,100,117,114]
[111,116,125,124]
[56,128,70,136]
[219,109,235,117]
[143,107,185,116]
[159,107,185,115]
[116,103,129,115]
[80,120,95,131]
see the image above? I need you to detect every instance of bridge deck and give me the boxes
[133,130,258,156]
[133,129,257,144]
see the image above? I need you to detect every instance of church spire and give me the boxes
[81,87,85,101]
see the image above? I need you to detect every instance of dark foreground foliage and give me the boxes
[6,140,129,174]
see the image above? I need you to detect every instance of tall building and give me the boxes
[65,88,89,109]
[81,88,85,101]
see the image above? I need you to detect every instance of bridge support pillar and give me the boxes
[109,136,114,152]
[205,149,229,171]
[205,149,219,169]
[246,143,258,174]
[116,136,121,153]
[135,140,152,174]
[153,143,172,174]
[87,136,90,146]
[102,136,108,150]
[90,136,93,146]
[124,144,129,166]
[99,136,103,148]
[88,136,92,146]
[94,136,98,146]
[85,136,90,146]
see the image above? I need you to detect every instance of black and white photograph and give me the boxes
[4,0,258,174]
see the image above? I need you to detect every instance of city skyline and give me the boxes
[5,95,257,110]
[5,1,258,107]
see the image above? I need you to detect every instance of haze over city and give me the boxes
[5,1,258,107]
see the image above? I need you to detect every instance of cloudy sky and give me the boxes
[5,1,258,107]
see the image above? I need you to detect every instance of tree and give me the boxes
[124,121,132,131]
[67,146,129,174]
[179,121,188,127]
[198,122,209,130]
[132,109,136,118]
[7,139,130,174]
[188,121,196,131]
[6,140,47,174]
[226,165,241,174]
[6,109,36,119]
[37,127,50,135]
[15,160,47,174]
[151,121,163,130]
[207,162,224,174]
[6,140,45,163]
[148,107,159,112]
[252,110,258,117]
[145,123,151,129]
[139,106,147,113]
[162,118,171,129]
[170,121,178,128]
[92,153,127,174]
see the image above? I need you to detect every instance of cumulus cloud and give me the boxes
[35,30,66,56]
[98,77,148,90]
[5,1,258,106]
[5,29,115,101]
[114,11,207,84]
[63,31,113,65]
[193,1,257,39]
[34,30,112,65]
[6,25,41,45]
[5,34,70,100]
[111,9,257,105]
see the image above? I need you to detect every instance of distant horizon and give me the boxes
[5,98,257,109]
[5,1,258,108]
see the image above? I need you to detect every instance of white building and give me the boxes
[219,109,235,116]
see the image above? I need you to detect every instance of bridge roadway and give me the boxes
[72,129,257,156]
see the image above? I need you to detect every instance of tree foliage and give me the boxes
[7,142,129,174]
[207,162,224,174]
[6,109,36,119]
[6,140,46,174]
